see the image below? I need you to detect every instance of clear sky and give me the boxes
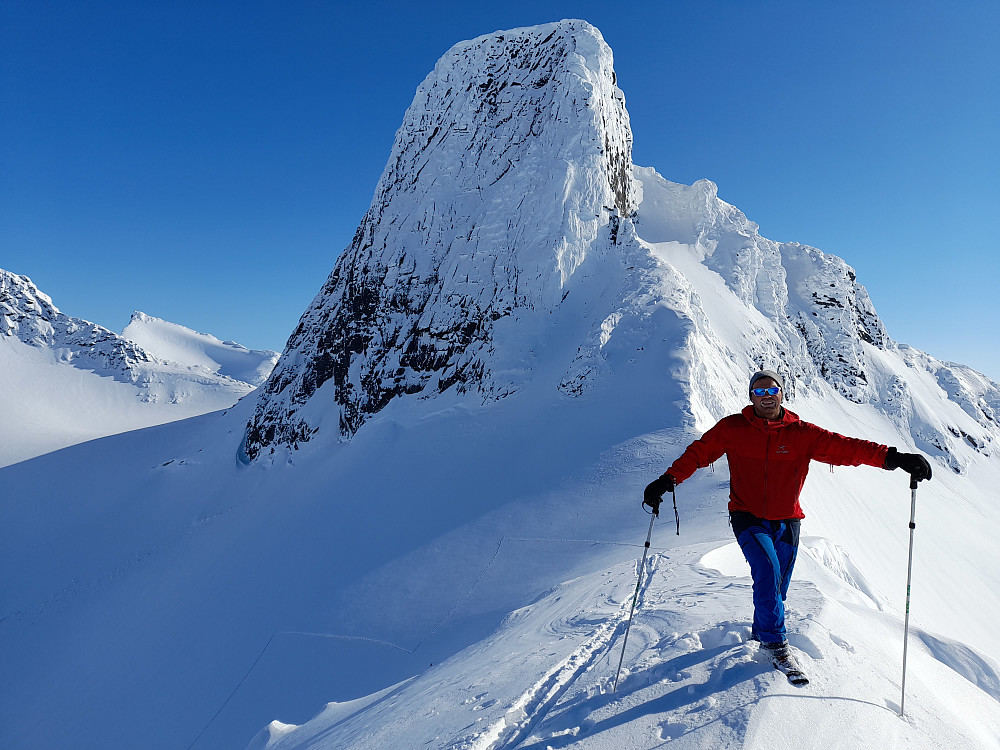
[2,0,998,380]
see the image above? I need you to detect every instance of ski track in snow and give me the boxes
[435,548,774,750]
[340,538,1000,750]
[458,554,663,750]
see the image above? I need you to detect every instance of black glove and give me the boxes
[885,448,932,482]
[643,474,676,514]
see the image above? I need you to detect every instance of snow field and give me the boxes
[259,538,1000,749]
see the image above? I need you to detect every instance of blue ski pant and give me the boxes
[729,512,801,645]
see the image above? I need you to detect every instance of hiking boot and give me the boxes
[759,640,788,653]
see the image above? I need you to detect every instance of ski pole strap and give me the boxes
[672,489,679,535]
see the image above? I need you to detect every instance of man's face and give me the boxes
[750,377,783,420]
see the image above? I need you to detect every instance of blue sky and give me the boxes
[2,0,998,379]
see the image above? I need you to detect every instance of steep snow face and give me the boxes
[243,19,636,459]
[122,311,278,387]
[630,170,889,402]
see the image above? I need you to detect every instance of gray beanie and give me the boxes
[749,370,784,393]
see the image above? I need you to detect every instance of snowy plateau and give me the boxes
[3,19,1000,750]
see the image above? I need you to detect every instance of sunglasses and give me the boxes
[751,387,781,397]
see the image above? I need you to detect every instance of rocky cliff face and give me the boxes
[243,20,635,459]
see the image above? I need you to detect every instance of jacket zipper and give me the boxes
[762,430,771,519]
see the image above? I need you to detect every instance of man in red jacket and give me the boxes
[643,370,932,672]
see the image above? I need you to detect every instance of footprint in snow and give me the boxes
[830,634,855,653]
[659,720,688,741]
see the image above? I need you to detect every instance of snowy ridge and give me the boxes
[255,541,1000,750]
[2,268,157,377]
[243,19,636,459]
[628,168,999,472]
[0,269,267,393]
[0,269,272,466]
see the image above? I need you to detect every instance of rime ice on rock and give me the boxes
[243,20,636,459]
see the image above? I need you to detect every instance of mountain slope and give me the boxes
[0,269,275,466]
[3,377,998,750]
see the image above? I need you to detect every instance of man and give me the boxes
[643,370,932,681]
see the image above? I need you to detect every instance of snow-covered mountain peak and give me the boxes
[242,19,637,460]
[122,311,278,387]
[241,20,999,476]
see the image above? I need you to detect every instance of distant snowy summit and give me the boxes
[122,311,278,388]
[0,268,278,466]
[242,19,999,473]
[0,268,275,395]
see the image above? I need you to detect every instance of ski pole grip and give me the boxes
[910,476,918,490]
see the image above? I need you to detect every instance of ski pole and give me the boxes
[671,488,679,535]
[899,475,918,717]
[613,508,657,692]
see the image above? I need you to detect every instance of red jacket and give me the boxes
[667,406,889,520]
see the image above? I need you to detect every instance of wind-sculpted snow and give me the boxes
[242,20,636,459]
